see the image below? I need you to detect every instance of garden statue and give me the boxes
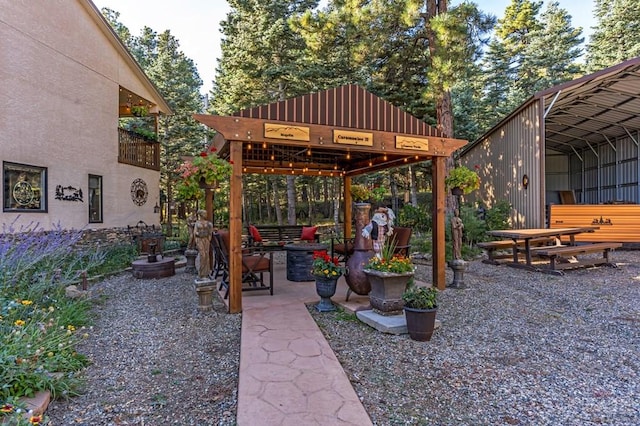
[193,209,214,279]
[186,212,197,250]
[451,209,464,260]
[362,207,395,259]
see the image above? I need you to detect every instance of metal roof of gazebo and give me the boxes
[195,84,467,313]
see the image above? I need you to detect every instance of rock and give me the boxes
[65,285,87,299]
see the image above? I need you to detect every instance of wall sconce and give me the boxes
[522,174,529,190]
[153,202,160,214]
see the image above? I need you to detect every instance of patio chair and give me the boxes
[332,237,355,263]
[217,230,274,298]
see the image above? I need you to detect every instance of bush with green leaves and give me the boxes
[397,204,431,233]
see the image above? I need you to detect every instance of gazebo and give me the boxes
[195,84,466,313]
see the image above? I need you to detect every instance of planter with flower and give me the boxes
[402,284,438,341]
[363,238,415,315]
[175,148,232,201]
[311,250,344,312]
[445,165,480,196]
[350,184,372,204]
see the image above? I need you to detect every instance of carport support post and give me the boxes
[432,156,446,290]
[229,141,243,313]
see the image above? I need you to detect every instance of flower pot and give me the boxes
[364,269,414,314]
[315,275,338,312]
[404,306,437,341]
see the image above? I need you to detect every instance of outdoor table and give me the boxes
[283,242,328,282]
[486,227,598,270]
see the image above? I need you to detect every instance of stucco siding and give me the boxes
[462,101,544,228]
[1,0,161,231]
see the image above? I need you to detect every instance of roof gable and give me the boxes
[234,84,444,138]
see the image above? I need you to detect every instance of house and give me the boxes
[0,0,171,233]
[460,58,640,243]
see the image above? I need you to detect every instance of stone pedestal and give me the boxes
[194,279,216,312]
[448,259,467,289]
[185,249,198,274]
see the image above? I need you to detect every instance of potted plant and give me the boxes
[445,165,480,195]
[402,284,438,341]
[175,147,232,200]
[363,239,415,314]
[311,250,344,312]
[350,184,371,203]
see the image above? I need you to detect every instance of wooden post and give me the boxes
[229,141,243,313]
[432,156,446,290]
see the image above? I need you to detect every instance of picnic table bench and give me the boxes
[534,242,622,274]
[477,237,556,265]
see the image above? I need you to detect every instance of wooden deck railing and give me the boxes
[118,128,160,171]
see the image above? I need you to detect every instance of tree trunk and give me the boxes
[286,175,296,225]
[390,174,399,213]
[273,178,283,226]
[409,166,418,206]
[333,179,341,234]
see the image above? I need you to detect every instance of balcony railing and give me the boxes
[118,128,160,171]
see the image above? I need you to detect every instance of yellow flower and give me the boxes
[21,300,33,306]
[67,325,76,331]
[14,319,25,327]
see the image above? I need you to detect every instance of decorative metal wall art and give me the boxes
[55,185,83,202]
[130,178,148,206]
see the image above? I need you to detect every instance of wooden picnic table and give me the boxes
[485,227,599,272]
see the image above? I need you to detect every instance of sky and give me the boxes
[92,0,595,96]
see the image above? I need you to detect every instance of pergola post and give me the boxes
[228,141,243,313]
[432,156,447,290]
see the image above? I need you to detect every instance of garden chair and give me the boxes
[217,230,274,298]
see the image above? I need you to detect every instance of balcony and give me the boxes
[118,128,160,171]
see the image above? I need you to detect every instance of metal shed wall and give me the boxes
[570,131,640,204]
[462,101,544,228]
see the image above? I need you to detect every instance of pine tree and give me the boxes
[586,0,640,72]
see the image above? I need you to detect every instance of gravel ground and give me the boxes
[47,251,639,425]
[46,269,241,425]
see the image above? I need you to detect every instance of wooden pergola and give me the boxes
[195,85,466,313]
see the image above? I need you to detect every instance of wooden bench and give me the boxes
[477,237,555,265]
[534,242,622,273]
[247,224,319,250]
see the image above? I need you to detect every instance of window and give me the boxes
[3,162,47,212]
[88,175,103,223]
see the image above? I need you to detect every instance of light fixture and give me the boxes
[153,202,160,214]
[263,142,267,149]
[522,174,529,189]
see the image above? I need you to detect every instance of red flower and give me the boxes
[209,146,217,152]
[200,152,208,157]
[229,160,234,164]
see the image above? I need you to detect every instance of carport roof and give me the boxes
[464,57,640,156]
[540,57,640,154]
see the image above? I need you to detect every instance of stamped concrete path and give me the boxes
[228,258,374,425]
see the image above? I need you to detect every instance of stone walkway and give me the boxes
[230,261,374,425]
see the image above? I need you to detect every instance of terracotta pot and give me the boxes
[404,307,437,341]
[345,203,373,295]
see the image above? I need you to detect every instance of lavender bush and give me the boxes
[0,219,135,424]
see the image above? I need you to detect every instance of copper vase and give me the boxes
[345,202,373,295]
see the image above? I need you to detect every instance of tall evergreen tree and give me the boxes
[586,0,640,72]
[524,1,584,94]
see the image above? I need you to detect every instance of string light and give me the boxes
[262,142,267,149]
